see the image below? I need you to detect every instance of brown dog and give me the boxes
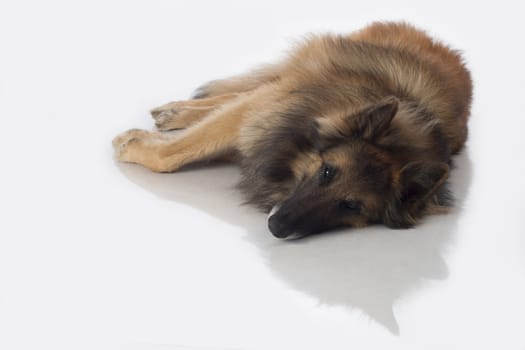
[113,22,472,239]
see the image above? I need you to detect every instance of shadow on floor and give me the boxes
[116,149,473,334]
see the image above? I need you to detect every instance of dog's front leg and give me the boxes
[112,95,251,172]
[150,93,241,131]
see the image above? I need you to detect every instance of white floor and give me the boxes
[1,1,525,349]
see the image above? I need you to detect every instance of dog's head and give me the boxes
[267,97,450,239]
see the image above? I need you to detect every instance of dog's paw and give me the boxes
[153,110,181,131]
[112,129,178,172]
[151,104,175,119]
[112,129,149,160]
[151,100,211,131]
[151,102,188,130]
[150,101,180,119]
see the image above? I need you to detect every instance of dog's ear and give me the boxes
[316,97,399,148]
[399,161,449,205]
[352,97,399,140]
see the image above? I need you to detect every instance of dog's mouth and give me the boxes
[267,204,304,240]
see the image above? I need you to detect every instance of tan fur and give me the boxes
[114,91,256,171]
[151,93,240,130]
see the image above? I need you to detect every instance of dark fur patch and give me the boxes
[238,105,320,210]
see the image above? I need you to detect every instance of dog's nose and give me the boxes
[268,215,291,239]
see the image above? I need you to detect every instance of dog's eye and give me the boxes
[323,166,333,178]
[320,165,336,184]
[339,199,362,214]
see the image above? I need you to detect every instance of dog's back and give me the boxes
[275,22,472,154]
[350,22,472,151]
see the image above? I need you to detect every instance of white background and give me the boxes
[1,1,525,349]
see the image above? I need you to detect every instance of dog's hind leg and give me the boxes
[192,64,283,99]
[150,93,240,131]
[113,94,252,172]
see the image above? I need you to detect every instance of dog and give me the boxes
[113,21,472,239]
